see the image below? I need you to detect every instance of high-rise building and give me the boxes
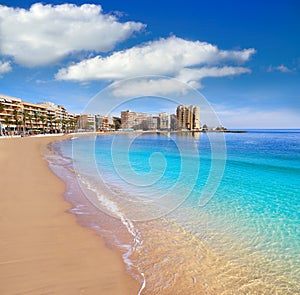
[121,110,136,129]
[121,110,149,130]
[78,114,96,131]
[95,115,114,131]
[192,105,200,130]
[159,112,171,130]
[176,105,200,130]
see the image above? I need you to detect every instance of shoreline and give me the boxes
[0,135,140,294]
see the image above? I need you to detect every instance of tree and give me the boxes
[69,119,76,132]
[13,109,19,132]
[71,118,78,132]
[4,116,10,134]
[62,119,68,133]
[0,103,4,135]
[27,114,33,130]
[113,117,122,130]
[47,114,54,132]
[22,110,28,133]
[40,115,46,133]
[34,111,39,131]
[17,120,22,132]
[55,119,61,133]
[68,119,73,132]
[0,102,4,113]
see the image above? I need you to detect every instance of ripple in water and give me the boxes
[46,130,300,294]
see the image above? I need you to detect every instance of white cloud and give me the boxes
[109,77,191,97]
[276,65,292,73]
[177,66,251,87]
[268,64,293,73]
[0,61,12,76]
[108,66,251,97]
[0,3,145,66]
[55,36,255,83]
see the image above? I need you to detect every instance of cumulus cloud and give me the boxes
[109,77,191,97]
[55,36,255,95]
[177,66,251,88]
[0,61,12,77]
[56,36,255,83]
[0,3,145,66]
[108,66,251,97]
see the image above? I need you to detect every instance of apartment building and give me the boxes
[39,102,76,132]
[22,101,48,130]
[121,110,160,130]
[77,114,96,131]
[0,94,22,132]
[159,112,171,130]
[0,94,76,134]
[176,105,200,130]
[121,110,148,130]
[95,115,115,131]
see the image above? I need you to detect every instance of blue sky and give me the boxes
[0,0,299,128]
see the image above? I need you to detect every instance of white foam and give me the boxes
[138,272,146,295]
[47,143,147,293]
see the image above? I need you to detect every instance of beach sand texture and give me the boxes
[0,136,139,294]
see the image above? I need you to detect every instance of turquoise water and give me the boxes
[50,130,300,294]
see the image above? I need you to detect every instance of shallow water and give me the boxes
[46,130,300,294]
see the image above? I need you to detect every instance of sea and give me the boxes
[45,129,300,294]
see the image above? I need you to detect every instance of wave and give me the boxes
[43,140,145,289]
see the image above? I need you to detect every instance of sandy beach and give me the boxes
[0,136,140,294]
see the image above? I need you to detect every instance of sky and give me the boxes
[0,0,299,128]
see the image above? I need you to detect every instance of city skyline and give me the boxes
[0,1,299,128]
[0,91,205,133]
[77,104,203,132]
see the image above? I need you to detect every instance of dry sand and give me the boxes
[0,136,140,294]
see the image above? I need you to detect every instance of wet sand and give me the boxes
[0,135,140,294]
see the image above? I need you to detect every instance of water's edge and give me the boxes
[43,140,146,294]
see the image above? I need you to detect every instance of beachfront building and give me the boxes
[38,102,76,132]
[170,114,178,130]
[176,105,200,130]
[22,101,48,131]
[158,112,171,130]
[0,94,22,134]
[95,115,115,131]
[77,114,96,131]
[121,110,136,129]
[121,110,160,131]
[121,110,148,130]
[0,94,76,135]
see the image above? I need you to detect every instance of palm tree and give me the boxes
[61,119,66,133]
[0,103,4,136]
[69,118,77,132]
[13,109,19,133]
[4,116,10,135]
[22,110,28,133]
[17,121,22,133]
[27,114,33,130]
[55,118,61,133]
[40,115,46,134]
[34,111,39,131]
[47,114,54,133]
